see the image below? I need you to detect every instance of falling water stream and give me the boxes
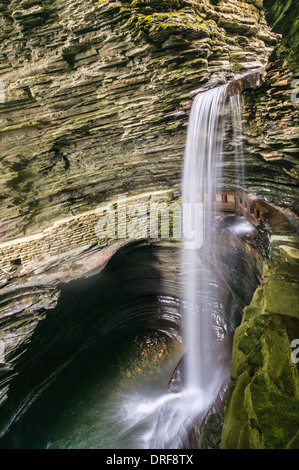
[120,84,242,448]
[182,84,229,392]
[230,93,245,188]
[0,84,247,449]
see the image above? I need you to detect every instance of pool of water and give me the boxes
[0,330,183,449]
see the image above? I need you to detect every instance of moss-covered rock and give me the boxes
[245,383,299,448]
[0,0,274,242]
[263,0,299,71]
[221,235,299,449]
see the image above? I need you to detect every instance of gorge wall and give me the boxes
[220,0,299,449]
[0,0,279,433]
[0,0,298,447]
[242,0,299,216]
[0,0,277,242]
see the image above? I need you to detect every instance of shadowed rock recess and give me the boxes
[0,0,298,449]
[220,0,299,450]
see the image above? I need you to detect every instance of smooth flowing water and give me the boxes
[0,86,246,450]
[230,93,245,188]
[122,85,242,448]
[182,84,230,393]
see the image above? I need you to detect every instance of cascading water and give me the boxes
[229,93,255,238]
[120,84,242,449]
[230,93,245,188]
[182,84,230,393]
[4,84,246,450]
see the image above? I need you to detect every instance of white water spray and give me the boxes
[230,93,245,188]
[182,84,230,392]
[120,85,245,449]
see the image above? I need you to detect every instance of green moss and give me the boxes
[184,58,208,69]
[165,123,179,129]
[34,75,52,84]
[127,11,211,43]
[93,0,109,5]
[260,315,299,398]
[286,430,299,448]
[222,249,299,449]
[262,281,299,318]
[220,371,251,449]
[245,383,299,448]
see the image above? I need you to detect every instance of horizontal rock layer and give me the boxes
[0,0,298,447]
[241,56,299,214]
[0,0,276,242]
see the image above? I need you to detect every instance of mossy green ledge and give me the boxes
[221,233,299,449]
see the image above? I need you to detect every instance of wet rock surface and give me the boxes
[0,0,298,449]
[221,234,299,448]
[198,412,224,449]
[0,240,182,437]
[220,3,299,448]
[0,0,275,241]
[117,330,179,383]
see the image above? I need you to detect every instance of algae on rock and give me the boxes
[221,240,299,449]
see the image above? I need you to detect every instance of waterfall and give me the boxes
[230,93,244,189]
[119,84,244,449]
[182,84,230,393]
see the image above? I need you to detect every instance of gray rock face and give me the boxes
[239,0,299,216]
[0,0,276,241]
[241,56,299,214]
[0,0,297,446]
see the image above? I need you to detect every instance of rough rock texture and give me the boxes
[0,239,182,437]
[0,0,279,436]
[221,0,299,449]
[198,412,224,449]
[241,56,299,214]
[263,0,299,71]
[221,234,299,448]
[0,0,298,446]
[241,0,299,216]
[0,0,276,242]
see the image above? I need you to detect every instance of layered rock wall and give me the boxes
[241,0,299,215]
[0,189,176,280]
[221,0,299,449]
[0,0,298,446]
[0,0,275,242]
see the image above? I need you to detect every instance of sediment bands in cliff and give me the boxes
[0,0,298,449]
[240,0,299,215]
[0,0,276,241]
[220,0,299,450]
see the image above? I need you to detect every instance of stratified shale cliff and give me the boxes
[0,0,276,241]
[0,0,298,447]
[221,0,299,450]
[0,0,278,434]
[242,0,299,215]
